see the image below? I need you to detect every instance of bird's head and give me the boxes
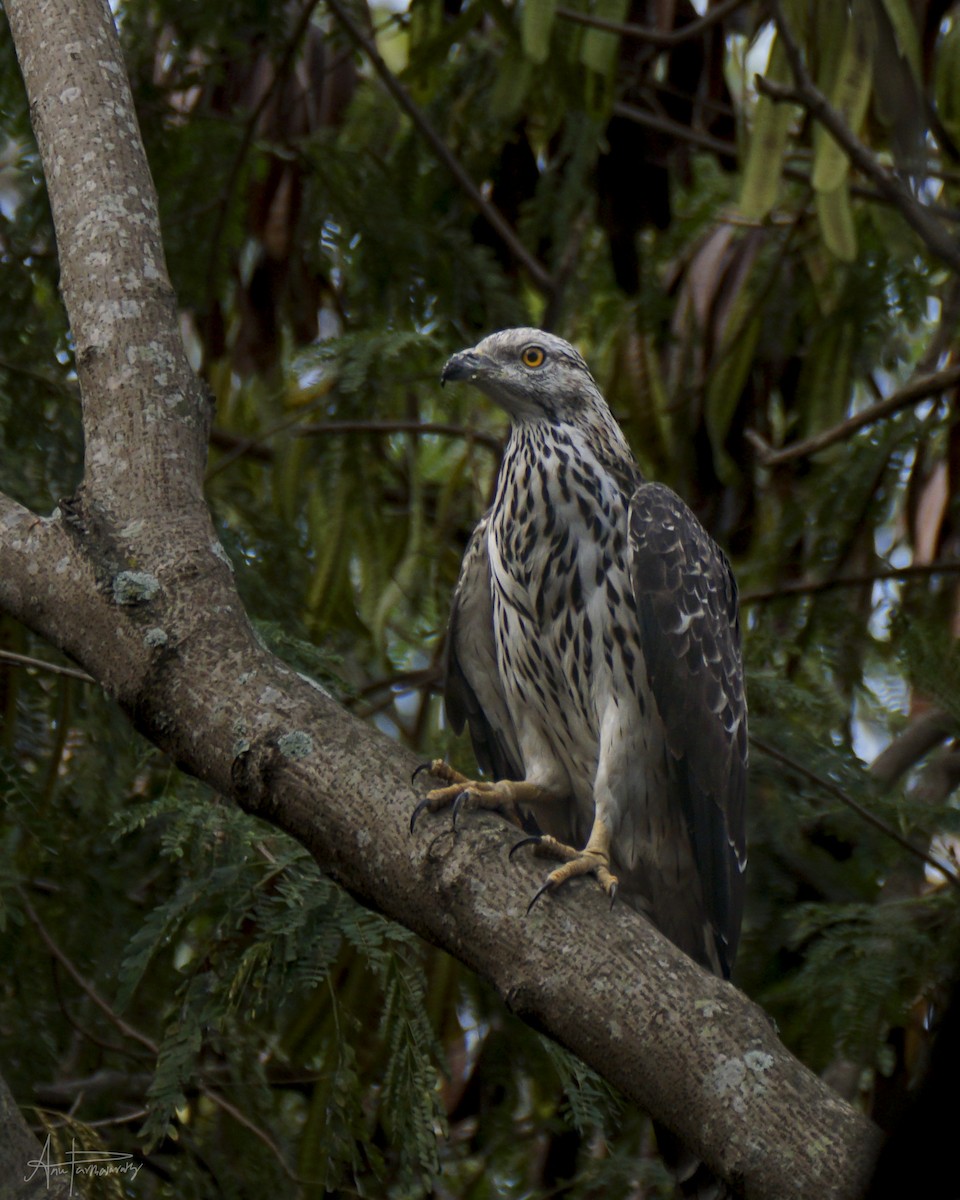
[441,328,603,423]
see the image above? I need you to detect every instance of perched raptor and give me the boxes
[418,328,747,982]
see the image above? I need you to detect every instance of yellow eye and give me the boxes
[521,345,546,369]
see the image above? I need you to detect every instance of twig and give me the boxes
[23,891,305,1181]
[323,0,554,295]
[351,665,443,700]
[212,411,503,494]
[20,891,159,1053]
[0,648,94,683]
[750,736,960,892]
[91,1109,150,1132]
[764,0,960,272]
[0,355,77,397]
[748,362,960,466]
[50,958,147,1062]
[557,0,749,48]
[741,560,960,604]
[40,673,73,809]
[206,388,333,481]
[203,1088,304,1184]
[40,1109,149,1130]
[613,100,960,224]
[611,99,738,159]
[296,418,502,452]
[541,209,592,332]
[209,427,274,463]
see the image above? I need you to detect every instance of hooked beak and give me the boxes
[441,349,487,387]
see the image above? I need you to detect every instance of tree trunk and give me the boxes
[0,1070,71,1200]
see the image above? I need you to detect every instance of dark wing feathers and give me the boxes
[628,482,747,977]
[444,516,523,783]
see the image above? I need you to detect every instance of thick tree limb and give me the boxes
[0,2,884,1197]
[870,710,957,788]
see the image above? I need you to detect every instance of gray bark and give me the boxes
[0,1,883,1196]
[0,1071,70,1200]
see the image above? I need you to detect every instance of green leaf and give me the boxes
[580,0,630,78]
[491,45,533,119]
[273,435,308,527]
[934,19,960,148]
[816,184,857,262]
[522,0,557,64]
[798,316,855,438]
[705,312,761,486]
[142,979,211,1151]
[739,34,794,221]
[540,1037,622,1133]
[878,0,922,85]
[812,19,872,193]
[115,879,203,1011]
[305,473,354,632]
[372,508,423,650]
[638,332,673,460]
[813,0,848,97]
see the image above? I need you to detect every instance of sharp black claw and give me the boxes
[525,879,553,915]
[411,761,432,785]
[409,797,431,835]
[451,789,469,831]
[609,882,618,910]
[509,835,541,861]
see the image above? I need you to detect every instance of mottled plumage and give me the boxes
[432,328,747,981]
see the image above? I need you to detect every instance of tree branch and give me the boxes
[21,892,159,1055]
[0,648,95,683]
[870,710,957,788]
[740,559,960,604]
[612,99,960,224]
[747,362,960,466]
[322,0,555,296]
[557,0,749,48]
[751,738,960,892]
[0,2,884,1196]
[296,418,503,453]
[205,387,335,481]
[10,0,209,511]
[764,0,960,272]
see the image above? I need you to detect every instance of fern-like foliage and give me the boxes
[109,785,452,1191]
[538,1036,623,1137]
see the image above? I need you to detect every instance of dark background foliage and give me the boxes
[2,0,959,1194]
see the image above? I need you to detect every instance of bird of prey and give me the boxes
[416,328,747,982]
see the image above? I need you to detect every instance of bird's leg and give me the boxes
[515,816,619,907]
[410,760,553,834]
